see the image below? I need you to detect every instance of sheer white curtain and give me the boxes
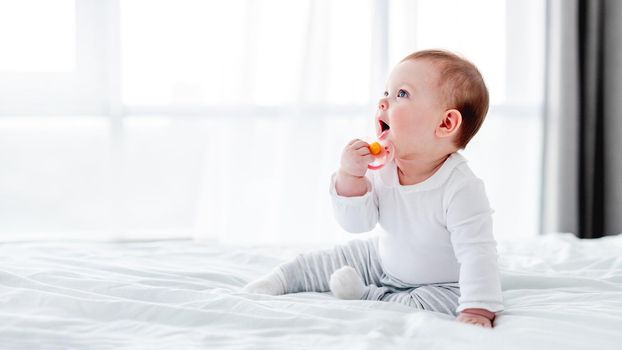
[0,0,545,243]
[119,0,380,244]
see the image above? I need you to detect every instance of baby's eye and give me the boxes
[397,89,408,98]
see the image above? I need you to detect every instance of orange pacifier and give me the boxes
[367,139,394,170]
[367,116,394,170]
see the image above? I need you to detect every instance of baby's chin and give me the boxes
[392,144,430,160]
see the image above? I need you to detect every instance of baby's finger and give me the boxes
[350,140,370,150]
[347,139,362,146]
[473,320,489,328]
[356,147,371,156]
[361,154,374,164]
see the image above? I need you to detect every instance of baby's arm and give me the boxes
[335,139,374,197]
[330,139,378,233]
[446,179,504,325]
[336,170,369,197]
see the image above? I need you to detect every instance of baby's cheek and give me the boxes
[394,121,420,141]
[390,116,410,134]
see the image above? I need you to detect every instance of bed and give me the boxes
[1,232,621,349]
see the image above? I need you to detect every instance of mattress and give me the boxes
[1,232,621,349]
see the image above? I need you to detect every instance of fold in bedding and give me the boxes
[0,233,621,349]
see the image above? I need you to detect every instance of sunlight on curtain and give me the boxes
[119,0,543,244]
[0,0,75,72]
[121,0,372,106]
[120,0,377,244]
[0,0,545,243]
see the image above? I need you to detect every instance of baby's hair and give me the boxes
[401,50,489,149]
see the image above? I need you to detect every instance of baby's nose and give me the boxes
[378,98,388,111]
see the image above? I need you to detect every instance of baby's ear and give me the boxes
[436,109,462,139]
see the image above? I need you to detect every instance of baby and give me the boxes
[244,49,503,328]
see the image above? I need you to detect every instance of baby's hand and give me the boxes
[456,312,493,328]
[339,139,374,178]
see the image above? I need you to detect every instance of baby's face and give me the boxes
[375,59,447,158]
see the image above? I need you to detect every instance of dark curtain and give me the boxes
[542,0,622,238]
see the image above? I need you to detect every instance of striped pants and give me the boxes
[277,237,461,316]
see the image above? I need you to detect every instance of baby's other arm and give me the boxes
[446,179,504,319]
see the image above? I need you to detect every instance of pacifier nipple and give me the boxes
[367,139,394,170]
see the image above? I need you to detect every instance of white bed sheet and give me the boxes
[1,233,621,349]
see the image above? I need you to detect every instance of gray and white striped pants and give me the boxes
[277,237,461,316]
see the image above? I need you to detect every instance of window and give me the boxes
[120,0,375,108]
[0,0,76,72]
[0,0,545,242]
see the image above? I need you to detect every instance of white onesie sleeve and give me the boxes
[446,178,504,313]
[328,173,379,233]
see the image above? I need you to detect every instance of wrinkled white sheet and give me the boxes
[1,233,621,349]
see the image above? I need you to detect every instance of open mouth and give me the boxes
[379,120,390,132]
[378,119,390,139]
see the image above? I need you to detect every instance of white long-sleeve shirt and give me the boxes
[330,152,504,313]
